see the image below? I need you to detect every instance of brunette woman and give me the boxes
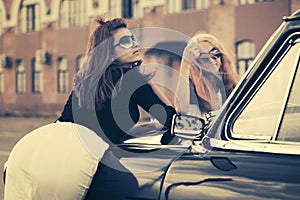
[4,17,176,200]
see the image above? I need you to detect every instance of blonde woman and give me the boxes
[174,32,239,115]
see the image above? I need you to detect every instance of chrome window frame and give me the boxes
[225,33,300,149]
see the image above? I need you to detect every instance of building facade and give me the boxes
[0,0,299,116]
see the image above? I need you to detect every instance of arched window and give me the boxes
[58,56,69,93]
[16,59,26,94]
[18,0,41,33]
[59,0,86,28]
[76,54,84,72]
[32,58,43,93]
[0,64,3,94]
[236,40,255,76]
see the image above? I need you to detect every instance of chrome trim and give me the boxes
[206,137,300,155]
[283,15,300,22]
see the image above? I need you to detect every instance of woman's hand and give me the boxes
[183,40,219,75]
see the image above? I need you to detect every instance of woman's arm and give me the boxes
[132,84,176,128]
[174,61,190,114]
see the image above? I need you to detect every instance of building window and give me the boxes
[122,0,132,18]
[166,0,209,13]
[236,40,255,76]
[0,65,3,94]
[132,0,141,18]
[18,0,40,33]
[214,0,224,5]
[59,0,86,28]
[182,0,196,10]
[31,58,43,93]
[76,54,84,72]
[58,57,69,93]
[93,0,99,8]
[121,0,141,18]
[16,59,26,94]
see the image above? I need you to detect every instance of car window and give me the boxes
[277,49,300,142]
[232,36,300,140]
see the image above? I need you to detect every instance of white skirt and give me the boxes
[4,122,109,200]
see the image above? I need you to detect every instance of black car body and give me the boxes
[111,9,300,200]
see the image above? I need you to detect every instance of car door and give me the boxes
[104,123,193,200]
[160,31,300,199]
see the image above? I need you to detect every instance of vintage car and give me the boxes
[3,9,299,200]
[111,9,300,200]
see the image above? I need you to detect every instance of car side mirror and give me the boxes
[171,114,205,140]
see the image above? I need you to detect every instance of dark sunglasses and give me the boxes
[196,48,222,67]
[209,48,222,60]
[113,34,138,49]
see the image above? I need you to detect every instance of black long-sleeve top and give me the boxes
[58,62,176,144]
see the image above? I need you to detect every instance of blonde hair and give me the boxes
[181,32,239,112]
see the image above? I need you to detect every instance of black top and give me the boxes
[58,62,176,144]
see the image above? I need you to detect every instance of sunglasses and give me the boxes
[113,34,138,49]
[209,48,222,61]
[196,48,222,67]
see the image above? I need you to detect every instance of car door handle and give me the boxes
[210,156,237,171]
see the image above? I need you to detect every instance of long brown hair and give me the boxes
[185,32,239,112]
[74,17,127,110]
